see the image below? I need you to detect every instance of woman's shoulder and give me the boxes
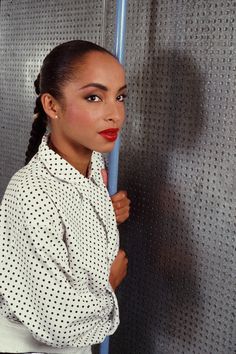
[1,160,62,224]
[2,158,51,205]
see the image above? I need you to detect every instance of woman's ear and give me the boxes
[41,93,60,120]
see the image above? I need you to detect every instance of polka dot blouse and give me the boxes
[0,132,120,349]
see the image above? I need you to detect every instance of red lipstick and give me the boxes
[98,128,119,142]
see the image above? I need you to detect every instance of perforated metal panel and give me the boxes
[0,1,236,354]
[0,0,105,198]
[105,1,236,353]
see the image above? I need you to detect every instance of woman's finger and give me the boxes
[111,190,127,202]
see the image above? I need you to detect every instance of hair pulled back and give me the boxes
[24,40,116,165]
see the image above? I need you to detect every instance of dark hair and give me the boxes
[24,40,117,165]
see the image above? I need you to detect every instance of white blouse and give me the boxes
[0,132,120,352]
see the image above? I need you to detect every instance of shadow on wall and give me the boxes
[110,50,206,354]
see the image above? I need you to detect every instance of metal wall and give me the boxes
[106,1,236,353]
[0,0,105,197]
[0,1,235,354]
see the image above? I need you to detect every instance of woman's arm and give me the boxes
[0,182,118,348]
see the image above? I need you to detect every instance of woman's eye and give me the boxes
[117,94,127,102]
[86,95,101,102]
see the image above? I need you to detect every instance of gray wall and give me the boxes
[1,1,235,354]
[0,0,106,195]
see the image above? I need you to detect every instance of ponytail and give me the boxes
[24,74,48,165]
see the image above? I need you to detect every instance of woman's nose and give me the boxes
[105,103,124,123]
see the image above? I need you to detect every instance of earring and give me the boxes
[55,115,58,119]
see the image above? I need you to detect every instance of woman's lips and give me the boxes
[98,128,119,142]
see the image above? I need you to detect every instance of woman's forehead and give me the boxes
[72,52,126,88]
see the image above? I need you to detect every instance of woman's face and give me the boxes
[54,51,127,153]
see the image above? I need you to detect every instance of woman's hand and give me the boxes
[109,249,128,291]
[111,191,131,224]
[101,169,131,224]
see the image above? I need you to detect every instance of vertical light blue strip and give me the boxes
[99,1,127,354]
[108,0,127,196]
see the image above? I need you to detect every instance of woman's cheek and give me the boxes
[65,107,92,127]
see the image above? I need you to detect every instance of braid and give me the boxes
[24,74,48,165]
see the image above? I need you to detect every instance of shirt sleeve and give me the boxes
[0,179,117,348]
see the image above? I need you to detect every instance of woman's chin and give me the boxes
[95,143,116,153]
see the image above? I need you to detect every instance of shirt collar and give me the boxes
[37,132,105,189]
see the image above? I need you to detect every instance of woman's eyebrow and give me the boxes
[79,83,127,92]
[119,85,127,91]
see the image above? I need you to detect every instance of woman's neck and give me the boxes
[47,134,92,177]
